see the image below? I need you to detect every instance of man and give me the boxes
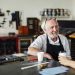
[28,18,71,61]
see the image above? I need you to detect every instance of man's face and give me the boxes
[45,19,59,39]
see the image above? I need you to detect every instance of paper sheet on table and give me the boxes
[12,53,25,57]
[39,66,69,75]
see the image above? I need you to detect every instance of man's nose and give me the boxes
[53,27,57,31]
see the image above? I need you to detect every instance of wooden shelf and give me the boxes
[18,36,33,53]
[69,33,75,38]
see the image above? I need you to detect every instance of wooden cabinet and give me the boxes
[27,17,40,35]
[18,36,33,53]
[0,36,18,55]
[0,35,36,55]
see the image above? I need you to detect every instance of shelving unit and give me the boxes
[18,36,33,53]
[41,15,72,21]
[0,36,18,55]
[27,17,40,35]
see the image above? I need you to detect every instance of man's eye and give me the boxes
[50,27,54,29]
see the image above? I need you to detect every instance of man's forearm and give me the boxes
[28,47,40,56]
[28,47,52,60]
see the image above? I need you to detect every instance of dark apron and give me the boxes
[46,36,65,61]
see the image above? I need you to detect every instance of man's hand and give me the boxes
[44,53,53,59]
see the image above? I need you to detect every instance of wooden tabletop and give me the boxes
[69,33,75,38]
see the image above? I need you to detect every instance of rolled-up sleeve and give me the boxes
[29,36,43,50]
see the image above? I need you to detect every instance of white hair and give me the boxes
[41,18,58,32]
[41,20,46,32]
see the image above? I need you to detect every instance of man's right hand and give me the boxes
[44,53,53,60]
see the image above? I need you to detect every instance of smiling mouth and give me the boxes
[52,32,58,35]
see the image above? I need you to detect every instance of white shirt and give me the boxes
[29,34,71,58]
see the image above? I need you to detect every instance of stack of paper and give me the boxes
[39,66,69,75]
[12,53,25,57]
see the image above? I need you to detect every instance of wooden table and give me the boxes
[1,58,75,75]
